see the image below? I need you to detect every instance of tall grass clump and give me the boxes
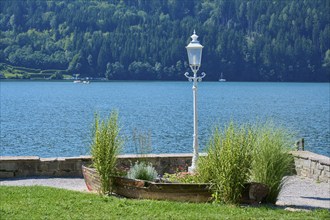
[127,161,158,181]
[198,123,253,204]
[91,111,122,195]
[132,128,152,163]
[250,122,294,203]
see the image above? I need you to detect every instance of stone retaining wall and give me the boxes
[291,151,330,183]
[1,151,329,183]
[0,154,194,178]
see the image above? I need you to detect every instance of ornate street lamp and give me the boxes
[185,30,205,173]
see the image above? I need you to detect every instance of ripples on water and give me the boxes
[0,81,329,157]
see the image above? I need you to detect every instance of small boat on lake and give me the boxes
[73,80,90,84]
[219,72,226,82]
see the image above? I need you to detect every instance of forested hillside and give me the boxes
[0,0,329,81]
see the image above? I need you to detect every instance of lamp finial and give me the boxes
[191,30,198,43]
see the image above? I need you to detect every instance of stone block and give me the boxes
[0,171,15,178]
[312,169,321,176]
[311,161,317,169]
[319,159,330,166]
[17,161,38,174]
[318,164,324,170]
[319,175,328,183]
[294,168,302,176]
[290,151,309,159]
[63,157,82,161]
[324,165,330,172]
[56,157,66,162]
[16,170,35,177]
[59,161,75,172]
[36,171,56,177]
[300,169,309,177]
[40,158,57,162]
[55,170,78,177]
[295,164,302,169]
[325,171,330,178]
[310,156,320,163]
[0,156,39,161]
[0,162,18,171]
[45,161,59,171]
[79,155,92,160]
[301,159,311,168]
[37,162,48,172]
[74,160,83,171]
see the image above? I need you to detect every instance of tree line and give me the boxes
[0,0,329,81]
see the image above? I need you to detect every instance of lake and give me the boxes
[0,81,329,157]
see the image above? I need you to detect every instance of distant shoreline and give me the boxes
[1,78,329,83]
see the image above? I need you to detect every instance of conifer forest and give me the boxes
[0,0,329,81]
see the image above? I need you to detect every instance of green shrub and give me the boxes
[127,161,158,181]
[250,122,294,203]
[198,123,253,204]
[90,111,122,195]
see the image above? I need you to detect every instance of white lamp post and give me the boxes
[185,30,205,173]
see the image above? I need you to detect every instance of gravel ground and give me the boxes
[276,175,330,210]
[1,175,329,210]
[0,177,87,192]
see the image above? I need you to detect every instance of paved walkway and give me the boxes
[1,175,329,210]
[276,176,330,210]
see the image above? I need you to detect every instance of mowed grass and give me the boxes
[1,186,329,219]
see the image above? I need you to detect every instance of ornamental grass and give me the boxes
[90,111,122,195]
[250,122,294,203]
[197,121,294,204]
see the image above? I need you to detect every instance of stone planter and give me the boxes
[82,165,269,204]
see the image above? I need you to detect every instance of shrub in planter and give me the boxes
[90,111,122,195]
[250,122,294,203]
[127,161,158,181]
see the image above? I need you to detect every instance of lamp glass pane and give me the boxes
[187,48,202,66]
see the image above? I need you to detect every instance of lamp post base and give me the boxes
[188,166,195,173]
[188,152,198,173]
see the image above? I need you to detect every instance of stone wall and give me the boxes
[0,154,194,178]
[291,151,330,183]
[0,156,91,178]
[1,151,329,183]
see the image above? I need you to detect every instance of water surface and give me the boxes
[0,81,329,157]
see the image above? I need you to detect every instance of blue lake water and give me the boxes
[0,81,329,157]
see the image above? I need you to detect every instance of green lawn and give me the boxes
[0,186,328,220]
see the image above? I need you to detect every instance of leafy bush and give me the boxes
[198,123,253,204]
[127,162,158,181]
[250,122,294,203]
[90,111,122,195]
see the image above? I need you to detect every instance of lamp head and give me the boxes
[186,30,203,71]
